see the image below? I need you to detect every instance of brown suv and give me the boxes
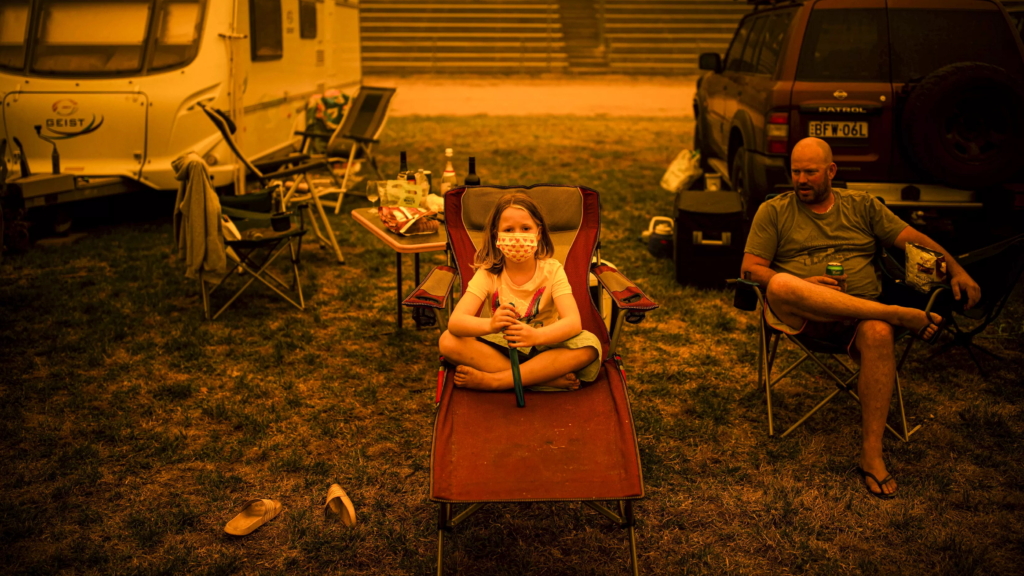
[693,0,1024,220]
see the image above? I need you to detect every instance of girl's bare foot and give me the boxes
[893,308,943,340]
[530,373,580,390]
[453,365,502,390]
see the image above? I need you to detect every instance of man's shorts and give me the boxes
[477,329,602,385]
[763,295,864,362]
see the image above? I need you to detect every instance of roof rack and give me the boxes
[745,0,803,10]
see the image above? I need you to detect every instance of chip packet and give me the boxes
[378,206,439,236]
[905,242,947,293]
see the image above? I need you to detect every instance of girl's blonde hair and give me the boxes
[474,192,555,274]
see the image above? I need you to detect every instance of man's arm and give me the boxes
[893,226,981,309]
[740,252,776,287]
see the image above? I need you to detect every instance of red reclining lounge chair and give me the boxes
[404,185,658,575]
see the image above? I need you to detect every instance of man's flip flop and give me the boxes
[857,467,897,500]
[324,484,357,526]
[224,498,282,535]
[916,313,946,344]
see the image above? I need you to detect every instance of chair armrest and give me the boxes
[263,158,330,180]
[293,130,332,139]
[403,265,458,309]
[221,205,273,223]
[253,154,312,173]
[728,278,763,311]
[590,264,658,324]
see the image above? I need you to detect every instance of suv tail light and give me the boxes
[766,111,790,155]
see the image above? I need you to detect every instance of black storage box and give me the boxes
[673,190,747,288]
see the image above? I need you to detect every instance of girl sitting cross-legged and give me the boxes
[438,192,601,391]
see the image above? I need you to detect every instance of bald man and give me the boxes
[740,137,981,499]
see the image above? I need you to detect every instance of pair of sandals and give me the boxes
[224,484,356,536]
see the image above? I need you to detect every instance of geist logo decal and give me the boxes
[44,99,104,139]
[52,99,78,116]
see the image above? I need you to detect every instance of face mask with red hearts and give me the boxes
[496,232,538,263]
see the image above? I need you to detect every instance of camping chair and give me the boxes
[197,102,345,263]
[929,233,1024,373]
[294,85,395,214]
[176,155,307,320]
[204,192,308,320]
[402,185,659,575]
[731,247,947,441]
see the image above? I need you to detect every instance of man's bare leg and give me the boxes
[767,273,942,338]
[453,347,598,390]
[854,320,898,496]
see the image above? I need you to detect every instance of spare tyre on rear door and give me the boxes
[901,62,1024,190]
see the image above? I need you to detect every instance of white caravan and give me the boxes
[0,0,362,208]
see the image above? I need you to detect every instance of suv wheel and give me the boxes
[902,62,1024,190]
[730,146,756,219]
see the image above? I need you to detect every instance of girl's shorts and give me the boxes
[477,329,603,386]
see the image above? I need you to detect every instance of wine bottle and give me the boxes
[439,148,458,194]
[464,156,481,186]
[398,151,408,179]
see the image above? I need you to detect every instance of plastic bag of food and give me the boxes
[378,206,439,236]
[660,149,704,193]
[905,242,948,292]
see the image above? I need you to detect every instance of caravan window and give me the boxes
[250,0,283,61]
[150,1,204,70]
[25,0,206,75]
[0,1,30,71]
[299,0,317,39]
[33,1,152,74]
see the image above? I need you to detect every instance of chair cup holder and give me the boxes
[271,212,292,232]
[734,286,758,311]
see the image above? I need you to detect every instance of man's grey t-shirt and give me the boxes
[744,188,908,300]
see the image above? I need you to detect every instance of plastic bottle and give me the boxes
[439,148,458,194]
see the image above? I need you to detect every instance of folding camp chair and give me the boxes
[930,233,1024,373]
[293,86,395,214]
[176,155,307,320]
[197,102,345,263]
[403,185,658,575]
[732,247,946,441]
[208,192,309,320]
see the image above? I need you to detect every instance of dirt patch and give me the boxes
[365,74,698,117]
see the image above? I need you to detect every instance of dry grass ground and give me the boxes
[2,116,1023,575]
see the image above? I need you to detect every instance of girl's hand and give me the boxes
[504,322,541,348]
[489,303,518,334]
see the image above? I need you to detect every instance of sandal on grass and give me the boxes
[224,498,282,536]
[324,484,357,526]
[857,467,897,500]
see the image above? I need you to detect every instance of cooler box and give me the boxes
[673,190,747,288]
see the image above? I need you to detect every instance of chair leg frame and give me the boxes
[434,500,639,576]
[284,173,345,264]
[200,237,304,320]
[332,141,386,215]
[760,325,921,442]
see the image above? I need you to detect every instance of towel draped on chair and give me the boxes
[172,152,227,281]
